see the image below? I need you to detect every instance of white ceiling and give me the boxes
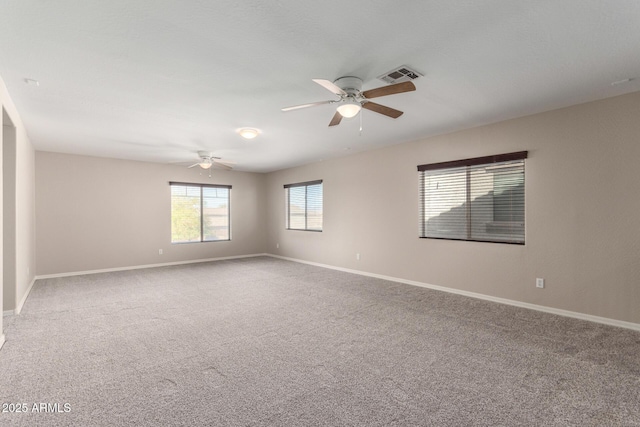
[1,0,639,172]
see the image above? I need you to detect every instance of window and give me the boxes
[418,151,527,244]
[285,180,323,231]
[170,182,231,243]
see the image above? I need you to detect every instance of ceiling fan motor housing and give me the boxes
[334,76,363,97]
[197,150,215,160]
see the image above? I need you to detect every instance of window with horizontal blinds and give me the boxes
[418,152,527,244]
[284,180,323,231]
[170,182,231,243]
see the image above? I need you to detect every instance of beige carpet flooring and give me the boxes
[0,256,639,426]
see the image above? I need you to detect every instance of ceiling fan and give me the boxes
[281,76,416,127]
[188,151,235,171]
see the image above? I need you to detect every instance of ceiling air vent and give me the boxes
[377,65,423,84]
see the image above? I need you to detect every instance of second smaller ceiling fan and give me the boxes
[281,76,416,127]
[188,151,235,170]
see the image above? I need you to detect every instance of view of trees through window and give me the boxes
[170,184,230,243]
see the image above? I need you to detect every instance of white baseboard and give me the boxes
[35,253,269,280]
[1,277,35,316]
[14,277,37,315]
[267,254,640,332]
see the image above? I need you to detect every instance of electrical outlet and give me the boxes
[536,278,545,288]
[276,243,279,249]
[159,249,163,255]
[356,253,361,261]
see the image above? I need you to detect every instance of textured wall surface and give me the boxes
[1,76,36,314]
[35,153,267,275]
[265,92,640,324]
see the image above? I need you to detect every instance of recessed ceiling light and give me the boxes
[238,128,259,139]
[24,78,39,87]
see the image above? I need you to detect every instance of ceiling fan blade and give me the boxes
[213,163,233,171]
[213,159,235,170]
[328,111,343,127]
[362,102,404,119]
[282,100,334,112]
[214,159,236,166]
[362,81,416,99]
[187,163,200,168]
[312,79,347,96]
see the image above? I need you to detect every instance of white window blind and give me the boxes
[284,180,323,231]
[418,152,527,244]
[170,182,231,243]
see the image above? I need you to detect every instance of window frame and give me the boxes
[417,151,527,245]
[284,180,323,232]
[170,181,232,244]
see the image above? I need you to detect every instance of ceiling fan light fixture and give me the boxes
[238,128,259,139]
[199,161,213,169]
[337,101,361,118]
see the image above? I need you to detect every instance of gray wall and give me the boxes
[3,123,16,311]
[0,77,36,317]
[15,119,35,311]
[265,92,640,325]
[0,108,4,340]
[35,152,267,275]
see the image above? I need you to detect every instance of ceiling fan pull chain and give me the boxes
[359,109,363,135]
